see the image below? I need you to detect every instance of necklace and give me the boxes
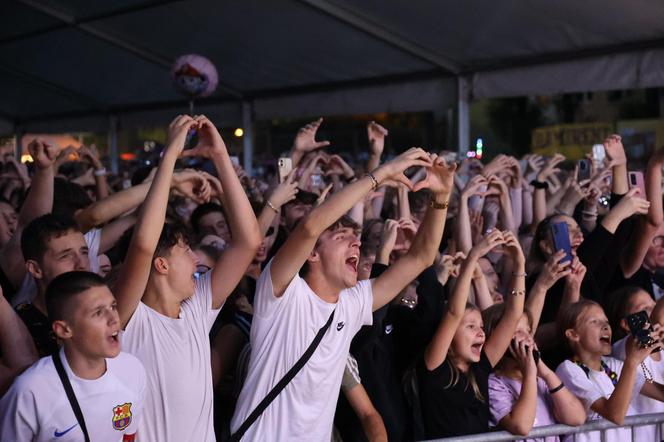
[641,361,655,383]
[573,358,618,386]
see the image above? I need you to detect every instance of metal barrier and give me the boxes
[425,412,664,441]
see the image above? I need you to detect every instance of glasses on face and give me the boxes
[653,236,664,247]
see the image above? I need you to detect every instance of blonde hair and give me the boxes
[444,303,485,403]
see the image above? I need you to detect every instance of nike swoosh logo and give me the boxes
[54,423,79,437]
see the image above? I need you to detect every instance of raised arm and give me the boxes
[0,291,37,394]
[289,118,330,168]
[114,115,195,327]
[183,116,261,308]
[620,148,664,277]
[0,139,56,289]
[483,231,526,367]
[258,171,298,236]
[604,134,628,196]
[367,121,387,172]
[526,250,570,333]
[423,231,505,370]
[371,155,455,311]
[591,336,651,425]
[456,175,488,254]
[271,148,431,297]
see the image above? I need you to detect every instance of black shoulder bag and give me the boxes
[52,352,91,442]
[229,309,335,442]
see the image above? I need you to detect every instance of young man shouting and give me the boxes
[0,271,146,441]
[115,114,260,442]
[231,149,455,440]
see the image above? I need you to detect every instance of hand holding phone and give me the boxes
[577,159,591,182]
[550,222,573,263]
[628,171,646,199]
[278,157,293,183]
[626,310,655,348]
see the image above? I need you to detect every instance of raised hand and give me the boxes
[376,219,399,264]
[27,139,58,171]
[374,147,432,189]
[461,175,488,200]
[179,115,225,159]
[612,186,650,219]
[469,228,505,258]
[268,170,299,208]
[536,154,564,182]
[510,336,537,375]
[604,134,626,167]
[199,171,224,199]
[411,153,457,196]
[367,121,388,157]
[324,154,355,180]
[171,169,211,204]
[502,230,525,264]
[482,154,512,178]
[78,144,103,169]
[535,249,572,290]
[565,257,587,291]
[293,118,330,154]
[166,114,198,157]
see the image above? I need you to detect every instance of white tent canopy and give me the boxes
[3,0,664,151]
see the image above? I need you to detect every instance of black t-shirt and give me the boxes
[16,303,58,357]
[417,351,492,439]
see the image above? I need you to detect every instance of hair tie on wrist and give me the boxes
[548,383,565,394]
[530,180,549,190]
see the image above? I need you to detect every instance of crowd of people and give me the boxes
[0,113,663,441]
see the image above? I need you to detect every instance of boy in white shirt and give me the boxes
[231,148,456,441]
[115,114,261,442]
[0,271,146,442]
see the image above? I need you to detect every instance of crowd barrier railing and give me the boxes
[425,412,664,441]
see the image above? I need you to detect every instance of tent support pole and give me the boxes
[108,115,119,174]
[14,126,23,160]
[242,101,254,177]
[456,76,470,157]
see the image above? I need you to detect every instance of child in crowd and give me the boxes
[609,286,664,440]
[484,303,585,440]
[418,229,525,438]
[0,271,146,441]
[557,299,664,442]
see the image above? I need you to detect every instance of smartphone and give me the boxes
[310,174,323,188]
[626,310,655,348]
[592,144,606,163]
[628,171,646,198]
[468,183,488,211]
[230,156,240,167]
[550,222,573,263]
[510,339,540,364]
[577,159,591,182]
[277,157,293,183]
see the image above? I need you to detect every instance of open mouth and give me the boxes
[599,336,611,344]
[471,342,483,354]
[345,255,359,273]
[109,331,119,344]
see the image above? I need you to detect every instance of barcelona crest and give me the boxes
[112,403,133,431]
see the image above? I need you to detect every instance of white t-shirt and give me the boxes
[231,260,373,441]
[0,348,146,442]
[11,228,102,307]
[556,357,645,442]
[121,272,221,442]
[612,337,664,440]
